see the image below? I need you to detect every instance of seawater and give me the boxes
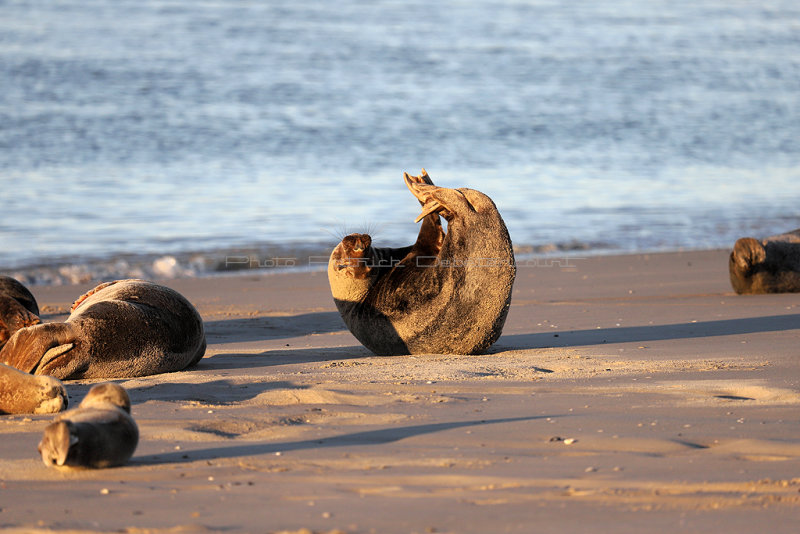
[1,0,799,282]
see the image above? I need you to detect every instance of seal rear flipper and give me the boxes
[403,168,436,191]
[38,420,75,467]
[404,173,474,223]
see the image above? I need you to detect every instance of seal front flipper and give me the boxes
[402,170,445,259]
[0,323,77,375]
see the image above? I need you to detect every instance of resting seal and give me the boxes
[0,276,41,348]
[729,229,800,294]
[38,382,138,468]
[0,362,67,414]
[0,279,206,379]
[328,170,515,355]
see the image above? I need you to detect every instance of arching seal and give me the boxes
[328,170,515,355]
[0,276,41,348]
[0,362,67,414]
[0,279,206,379]
[729,229,800,294]
[38,382,138,468]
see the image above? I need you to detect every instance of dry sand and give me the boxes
[1,249,800,533]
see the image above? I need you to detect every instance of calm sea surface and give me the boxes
[2,0,800,280]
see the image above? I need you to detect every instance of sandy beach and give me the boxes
[2,249,800,533]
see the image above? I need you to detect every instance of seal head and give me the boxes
[729,230,800,294]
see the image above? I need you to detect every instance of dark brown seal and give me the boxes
[0,362,67,415]
[38,382,138,468]
[0,279,206,379]
[0,276,41,348]
[729,229,800,294]
[328,170,515,355]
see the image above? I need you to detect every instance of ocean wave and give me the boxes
[1,240,624,286]
[0,244,333,286]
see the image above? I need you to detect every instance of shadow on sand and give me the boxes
[126,378,305,405]
[58,378,308,408]
[498,314,800,350]
[133,415,556,466]
[199,314,799,368]
[196,345,372,371]
[203,311,346,344]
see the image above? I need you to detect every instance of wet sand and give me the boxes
[2,249,800,533]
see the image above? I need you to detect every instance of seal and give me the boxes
[328,170,515,355]
[0,279,206,379]
[0,362,68,415]
[729,229,800,294]
[38,382,138,468]
[0,276,41,348]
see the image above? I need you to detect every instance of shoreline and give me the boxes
[2,248,800,533]
[1,241,729,287]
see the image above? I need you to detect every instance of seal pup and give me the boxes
[0,279,206,379]
[729,229,800,294]
[0,276,40,348]
[0,362,67,414]
[38,382,138,468]
[328,170,515,355]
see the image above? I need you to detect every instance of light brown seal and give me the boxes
[0,276,41,348]
[0,279,206,379]
[328,170,515,355]
[38,382,138,468]
[729,229,800,294]
[0,362,67,414]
